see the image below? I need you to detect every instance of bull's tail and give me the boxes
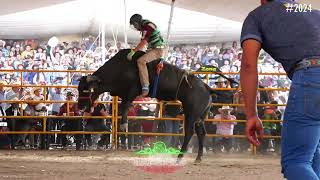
[205,83,217,96]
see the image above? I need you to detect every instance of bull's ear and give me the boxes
[86,75,100,83]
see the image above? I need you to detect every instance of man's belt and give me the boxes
[154,45,167,49]
[294,57,320,71]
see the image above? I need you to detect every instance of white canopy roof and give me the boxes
[0,0,242,44]
[1,0,318,44]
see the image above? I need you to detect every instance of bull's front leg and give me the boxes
[119,99,132,132]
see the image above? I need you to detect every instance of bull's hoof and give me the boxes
[194,157,201,165]
[119,123,128,132]
[176,156,183,164]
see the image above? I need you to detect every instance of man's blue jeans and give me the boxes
[281,67,320,180]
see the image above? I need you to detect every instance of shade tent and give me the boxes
[0,0,318,44]
[0,0,242,44]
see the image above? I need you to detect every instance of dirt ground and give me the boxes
[0,150,284,180]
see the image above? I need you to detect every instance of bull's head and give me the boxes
[77,75,101,112]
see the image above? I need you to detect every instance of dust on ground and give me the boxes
[0,150,284,180]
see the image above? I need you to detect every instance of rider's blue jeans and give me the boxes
[281,67,320,180]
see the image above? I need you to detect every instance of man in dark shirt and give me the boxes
[84,100,111,150]
[240,0,320,179]
[58,92,82,150]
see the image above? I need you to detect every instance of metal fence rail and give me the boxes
[0,69,288,154]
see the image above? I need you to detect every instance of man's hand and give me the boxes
[156,62,164,74]
[246,116,264,146]
[127,49,135,61]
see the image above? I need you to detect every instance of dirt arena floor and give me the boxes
[0,150,284,180]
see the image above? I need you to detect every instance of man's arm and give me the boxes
[134,23,156,51]
[134,40,148,52]
[240,39,261,118]
[240,39,264,146]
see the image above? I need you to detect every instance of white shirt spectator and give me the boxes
[49,88,64,113]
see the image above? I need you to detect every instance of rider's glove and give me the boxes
[127,49,135,61]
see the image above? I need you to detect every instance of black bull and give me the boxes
[78,49,232,162]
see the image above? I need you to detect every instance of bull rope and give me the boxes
[175,71,192,100]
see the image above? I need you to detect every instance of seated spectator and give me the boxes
[27,64,46,85]
[0,40,9,57]
[21,45,34,59]
[222,49,234,60]
[220,60,231,72]
[34,47,46,61]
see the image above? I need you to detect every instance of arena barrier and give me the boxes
[0,69,288,154]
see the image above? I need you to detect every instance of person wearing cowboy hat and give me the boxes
[5,81,21,110]
[214,76,227,88]
[213,106,237,153]
[31,87,47,114]
[58,90,82,150]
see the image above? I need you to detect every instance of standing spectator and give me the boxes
[48,87,65,144]
[258,101,282,154]
[58,91,82,150]
[213,106,236,153]
[30,87,47,149]
[5,82,21,110]
[136,97,156,147]
[163,103,181,148]
[0,101,9,149]
[127,104,142,150]
[84,100,111,150]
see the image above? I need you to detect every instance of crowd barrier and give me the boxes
[0,69,288,154]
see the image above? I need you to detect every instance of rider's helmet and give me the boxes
[129,14,143,30]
